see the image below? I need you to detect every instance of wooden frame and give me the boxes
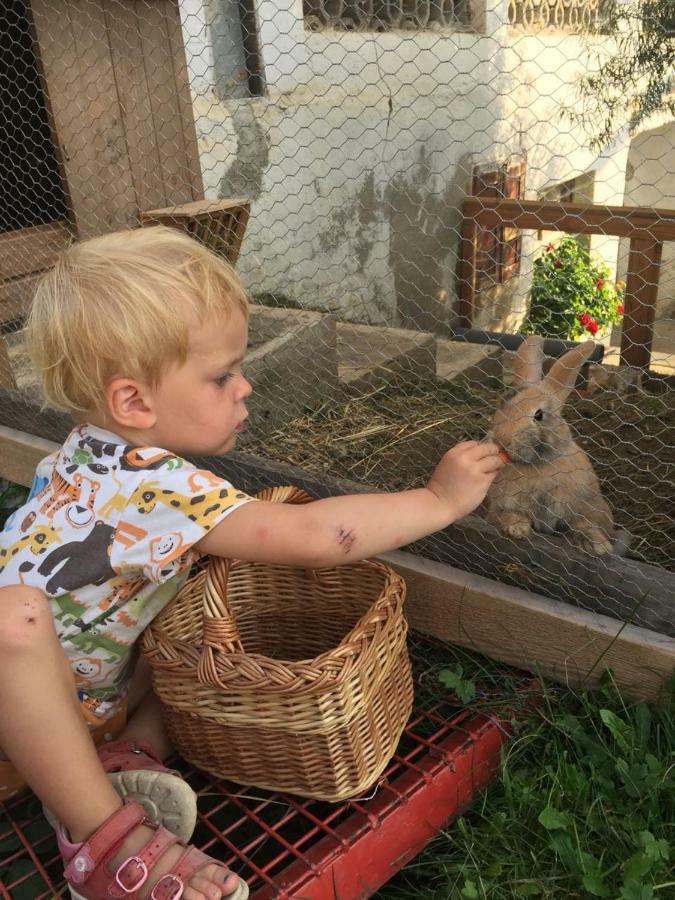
[0,421,672,702]
[140,198,251,267]
[457,198,675,371]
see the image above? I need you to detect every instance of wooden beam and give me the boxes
[0,424,58,486]
[0,221,70,281]
[462,198,675,241]
[620,238,663,371]
[0,274,42,322]
[0,340,17,390]
[382,550,675,703]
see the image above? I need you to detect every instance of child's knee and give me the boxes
[0,586,54,653]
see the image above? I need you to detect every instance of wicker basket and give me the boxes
[141,485,413,802]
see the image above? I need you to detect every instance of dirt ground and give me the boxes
[245,375,674,570]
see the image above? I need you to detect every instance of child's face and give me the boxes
[148,309,251,456]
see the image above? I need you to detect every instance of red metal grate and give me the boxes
[0,647,536,899]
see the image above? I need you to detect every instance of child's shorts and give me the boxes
[0,690,128,802]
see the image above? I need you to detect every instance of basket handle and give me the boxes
[198,485,315,686]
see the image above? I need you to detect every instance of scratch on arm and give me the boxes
[337,525,356,555]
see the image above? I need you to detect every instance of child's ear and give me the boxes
[105,377,157,430]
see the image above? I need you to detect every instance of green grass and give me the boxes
[377,644,675,900]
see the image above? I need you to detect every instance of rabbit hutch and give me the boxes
[1,0,675,896]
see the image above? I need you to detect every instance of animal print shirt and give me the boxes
[0,424,254,698]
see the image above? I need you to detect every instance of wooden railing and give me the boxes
[457,198,675,371]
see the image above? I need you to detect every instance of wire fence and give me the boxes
[0,0,673,635]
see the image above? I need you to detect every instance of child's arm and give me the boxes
[195,441,503,567]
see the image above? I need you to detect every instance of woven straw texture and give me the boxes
[142,485,412,802]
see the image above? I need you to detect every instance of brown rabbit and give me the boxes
[487,336,614,555]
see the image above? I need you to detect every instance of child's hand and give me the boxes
[427,440,504,521]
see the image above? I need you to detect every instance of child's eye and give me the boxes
[214,373,234,387]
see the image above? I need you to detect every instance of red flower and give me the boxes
[616,304,625,315]
[545,242,555,252]
[553,258,562,268]
[578,312,591,325]
[595,279,604,290]
[586,319,599,335]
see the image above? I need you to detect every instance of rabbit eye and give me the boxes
[533,409,544,421]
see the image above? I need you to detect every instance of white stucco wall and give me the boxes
[179,0,630,330]
[618,121,675,320]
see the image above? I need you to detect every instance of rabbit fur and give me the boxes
[487,335,614,555]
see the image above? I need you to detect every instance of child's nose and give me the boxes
[239,375,253,399]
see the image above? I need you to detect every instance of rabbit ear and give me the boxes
[514,335,544,389]
[543,340,596,402]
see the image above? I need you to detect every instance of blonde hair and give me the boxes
[26,226,249,413]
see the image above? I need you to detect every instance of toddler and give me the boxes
[0,226,503,900]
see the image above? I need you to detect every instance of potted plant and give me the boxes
[524,236,625,341]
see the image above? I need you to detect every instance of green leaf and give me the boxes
[538,806,571,830]
[624,852,652,880]
[620,880,654,900]
[461,880,480,899]
[438,668,476,704]
[640,831,670,862]
[583,872,611,896]
[514,882,544,896]
[600,709,633,752]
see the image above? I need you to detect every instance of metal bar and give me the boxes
[437,325,605,362]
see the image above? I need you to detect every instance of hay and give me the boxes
[244,377,674,570]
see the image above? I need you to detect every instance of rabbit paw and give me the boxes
[578,530,613,556]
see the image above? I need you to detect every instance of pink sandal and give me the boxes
[58,800,249,900]
[45,739,197,842]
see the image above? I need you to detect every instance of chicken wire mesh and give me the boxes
[0,0,673,635]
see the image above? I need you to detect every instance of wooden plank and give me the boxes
[456,217,477,327]
[163,0,203,200]
[0,222,70,281]
[68,0,138,233]
[29,0,137,236]
[103,0,163,214]
[141,198,251,222]
[0,274,42,322]
[0,341,17,390]
[139,1,199,207]
[381,550,675,703]
[463,198,675,241]
[0,424,58,486]
[620,238,663,371]
[141,200,251,266]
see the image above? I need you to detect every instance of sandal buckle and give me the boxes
[151,873,184,900]
[116,856,149,892]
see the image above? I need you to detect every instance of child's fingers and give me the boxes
[470,441,502,460]
[480,456,505,474]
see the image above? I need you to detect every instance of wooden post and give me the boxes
[456,217,477,327]
[620,237,663,371]
[0,339,17,390]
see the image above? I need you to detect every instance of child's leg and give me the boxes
[0,586,246,899]
[121,652,172,758]
[0,585,122,839]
